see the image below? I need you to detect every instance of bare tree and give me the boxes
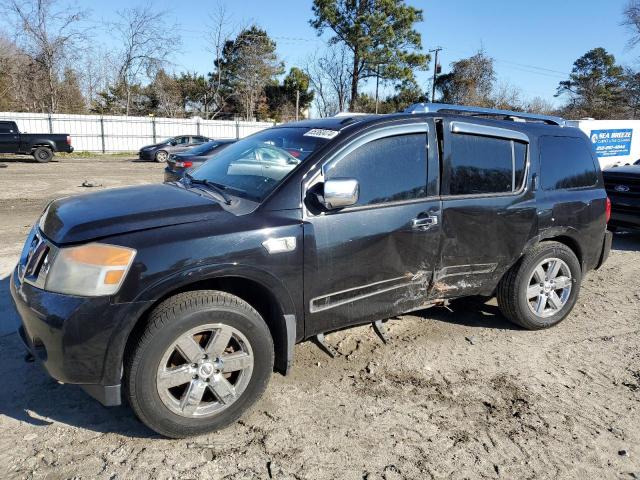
[305,44,352,117]
[205,2,236,119]
[110,4,181,115]
[80,46,115,111]
[489,82,523,111]
[524,97,558,115]
[623,0,640,48]
[3,0,88,113]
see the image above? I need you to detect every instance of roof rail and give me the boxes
[404,103,565,126]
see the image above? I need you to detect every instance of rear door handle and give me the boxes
[412,215,438,230]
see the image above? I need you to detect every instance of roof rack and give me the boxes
[404,103,565,126]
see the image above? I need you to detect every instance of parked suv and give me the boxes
[11,104,612,438]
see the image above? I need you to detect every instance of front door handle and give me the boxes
[412,215,438,231]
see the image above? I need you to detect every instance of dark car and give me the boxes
[11,104,612,438]
[0,120,73,162]
[603,165,640,231]
[138,135,211,162]
[164,140,236,182]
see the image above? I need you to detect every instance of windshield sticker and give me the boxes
[304,129,339,139]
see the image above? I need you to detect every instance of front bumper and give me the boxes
[608,194,640,230]
[138,149,155,161]
[10,267,150,406]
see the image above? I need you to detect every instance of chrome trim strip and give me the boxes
[310,276,412,313]
[436,263,498,280]
[450,121,530,143]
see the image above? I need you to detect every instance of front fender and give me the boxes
[99,263,298,385]
[133,262,297,315]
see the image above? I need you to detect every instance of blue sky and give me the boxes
[88,0,636,107]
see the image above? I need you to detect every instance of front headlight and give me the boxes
[45,243,136,296]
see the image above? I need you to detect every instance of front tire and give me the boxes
[124,291,274,438]
[33,147,53,163]
[497,241,581,330]
[155,150,168,163]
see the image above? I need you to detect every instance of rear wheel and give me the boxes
[124,291,274,438]
[497,242,581,330]
[32,147,53,163]
[155,150,168,163]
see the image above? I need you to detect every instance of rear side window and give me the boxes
[540,136,598,190]
[325,133,427,206]
[447,134,527,195]
[0,122,15,133]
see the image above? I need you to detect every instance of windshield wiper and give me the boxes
[184,173,232,205]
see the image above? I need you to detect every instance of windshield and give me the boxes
[186,141,221,156]
[160,137,175,144]
[190,127,332,202]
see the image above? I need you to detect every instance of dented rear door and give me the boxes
[434,119,537,298]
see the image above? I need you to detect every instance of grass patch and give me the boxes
[57,151,137,158]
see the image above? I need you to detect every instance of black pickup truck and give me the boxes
[0,120,73,162]
[11,104,612,438]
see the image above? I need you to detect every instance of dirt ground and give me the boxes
[0,155,639,480]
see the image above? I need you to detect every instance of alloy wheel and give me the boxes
[526,258,573,318]
[156,323,254,418]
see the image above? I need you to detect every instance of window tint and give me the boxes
[448,134,527,195]
[540,136,598,190]
[325,133,427,206]
[514,141,527,188]
[192,136,206,144]
[0,123,15,133]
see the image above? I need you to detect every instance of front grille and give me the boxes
[604,175,640,197]
[18,231,55,289]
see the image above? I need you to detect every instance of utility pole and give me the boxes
[430,47,442,102]
[296,90,300,121]
[375,64,380,114]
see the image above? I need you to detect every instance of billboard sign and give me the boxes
[590,129,633,158]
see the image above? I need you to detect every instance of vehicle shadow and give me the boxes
[611,230,640,252]
[0,277,156,438]
[412,296,522,330]
[0,275,19,336]
[0,156,58,164]
[0,333,157,438]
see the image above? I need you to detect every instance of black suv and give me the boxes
[11,104,612,438]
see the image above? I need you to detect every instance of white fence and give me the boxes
[0,112,276,153]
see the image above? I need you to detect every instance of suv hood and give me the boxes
[40,184,230,244]
[603,165,640,177]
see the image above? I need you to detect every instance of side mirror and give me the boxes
[170,140,177,146]
[322,178,359,210]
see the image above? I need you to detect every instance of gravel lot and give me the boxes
[0,155,639,479]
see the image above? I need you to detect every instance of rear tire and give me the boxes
[33,147,53,163]
[497,241,581,330]
[124,290,274,438]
